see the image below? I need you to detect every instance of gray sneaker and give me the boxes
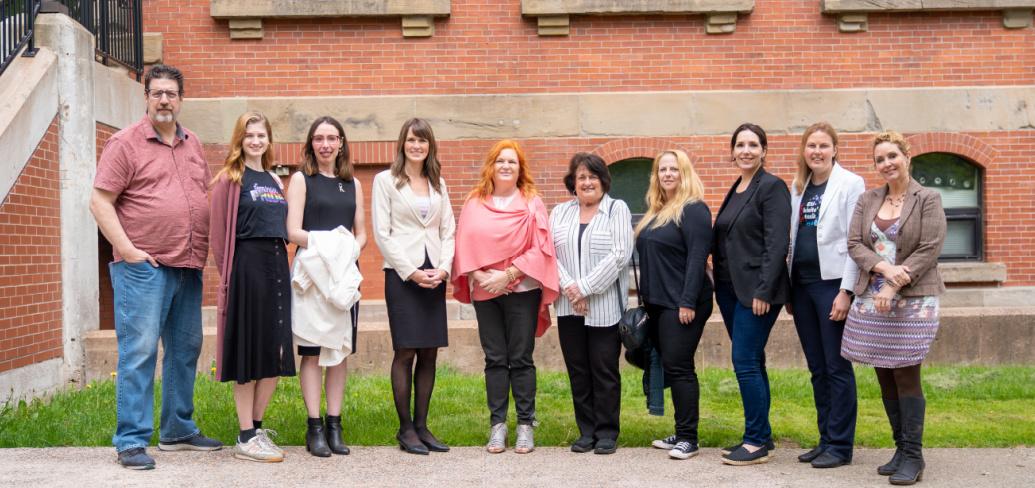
[117,447,155,470]
[234,436,283,463]
[514,424,535,454]
[486,422,507,453]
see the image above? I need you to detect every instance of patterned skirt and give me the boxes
[841,287,940,369]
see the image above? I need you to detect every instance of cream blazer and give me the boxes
[371,169,456,281]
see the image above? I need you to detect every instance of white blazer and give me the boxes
[788,162,866,291]
[371,169,456,281]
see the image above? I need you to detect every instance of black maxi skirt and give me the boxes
[222,238,296,383]
[385,254,448,350]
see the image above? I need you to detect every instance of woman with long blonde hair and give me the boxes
[635,150,714,460]
[451,140,559,455]
[209,111,294,462]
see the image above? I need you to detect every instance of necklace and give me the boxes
[885,193,906,208]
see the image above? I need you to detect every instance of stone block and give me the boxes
[837,13,868,32]
[401,15,434,37]
[1002,8,1034,27]
[521,0,754,15]
[414,94,580,140]
[228,18,263,39]
[940,262,1008,284]
[537,14,570,36]
[705,13,738,34]
[142,32,163,63]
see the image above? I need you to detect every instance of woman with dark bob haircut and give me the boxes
[713,123,791,466]
[549,153,632,455]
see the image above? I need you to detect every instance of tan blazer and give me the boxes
[371,169,456,281]
[847,179,947,297]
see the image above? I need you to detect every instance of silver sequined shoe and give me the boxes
[514,424,535,454]
[486,422,507,453]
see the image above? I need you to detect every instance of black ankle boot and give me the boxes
[325,415,350,455]
[890,396,925,485]
[306,417,332,457]
[879,397,904,476]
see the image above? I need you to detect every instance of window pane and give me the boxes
[607,157,652,215]
[911,152,980,208]
[943,219,976,258]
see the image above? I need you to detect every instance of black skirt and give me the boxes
[385,255,448,349]
[222,238,296,383]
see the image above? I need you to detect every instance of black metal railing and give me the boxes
[59,0,143,78]
[1,1,143,78]
[1,0,40,76]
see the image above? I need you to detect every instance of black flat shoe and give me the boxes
[811,451,850,469]
[722,440,775,456]
[397,433,430,455]
[593,439,617,455]
[570,436,594,453]
[417,429,450,453]
[798,446,825,463]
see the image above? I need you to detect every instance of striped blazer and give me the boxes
[549,194,634,326]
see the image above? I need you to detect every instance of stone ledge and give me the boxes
[210,0,451,38]
[822,0,1035,31]
[939,262,1007,284]
[521,0,754,35]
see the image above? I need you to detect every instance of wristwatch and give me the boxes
[840,289,855,297]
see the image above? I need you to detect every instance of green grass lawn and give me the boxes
[1,366,1032,448]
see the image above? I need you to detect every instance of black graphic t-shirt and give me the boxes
[792,180,827,284]
[236,167,288,240]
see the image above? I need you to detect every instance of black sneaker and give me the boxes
[668,441,699,460]
[158,433,223,452]
[652,434,677,450]
[722,440,776,455]
[117,447,155,470]
[722,445,771,466]
[570,436,594,453]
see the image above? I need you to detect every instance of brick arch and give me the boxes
[905,132,997,169]
[590,137,696,164]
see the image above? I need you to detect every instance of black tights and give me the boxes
[875,364,924,399]
[391,347,439,439]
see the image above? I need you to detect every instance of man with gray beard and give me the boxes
[91,64,222,469]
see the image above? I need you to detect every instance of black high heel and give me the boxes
[325,415,350,455]
[397,431,430,455]
[305,418,331,457]
[416,428,450,452]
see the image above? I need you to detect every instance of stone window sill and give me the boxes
[939,262,1007,285]
[209,0,451,39]
[521,0,755,36]
[821,0,1035,32]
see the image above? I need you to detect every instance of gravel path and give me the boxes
[1,447,1032,487]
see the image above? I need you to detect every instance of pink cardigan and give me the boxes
[208,175,240,381]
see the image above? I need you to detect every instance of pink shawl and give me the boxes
[451,193,559,336]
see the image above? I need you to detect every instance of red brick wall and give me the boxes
[146,1,1035,97]
[0,116,63,372]
[96,123,119,330]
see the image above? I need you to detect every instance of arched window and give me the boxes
[911,152,982,261]
[606,157,651,227]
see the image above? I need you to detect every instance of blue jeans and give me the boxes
[110,262,203,452]
[715,281,781,446]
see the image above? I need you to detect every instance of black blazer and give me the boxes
[713,168,792,307]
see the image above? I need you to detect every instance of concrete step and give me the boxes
[83,306,1035,383]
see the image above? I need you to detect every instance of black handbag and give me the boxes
[618,254,649,351]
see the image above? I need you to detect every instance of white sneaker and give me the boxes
[234,435,283,463]
[256,429,284,456]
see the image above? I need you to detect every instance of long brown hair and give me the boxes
[793,122,839,194]
[391,118,442,193]
[300,116,352,181]
[634,150,705,236]
[214,111,273,185]
[467,139,538,201]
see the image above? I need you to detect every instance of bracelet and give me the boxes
[506,268,516,283]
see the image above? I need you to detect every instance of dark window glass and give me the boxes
[607,157,651,227]
[911,152,982,261]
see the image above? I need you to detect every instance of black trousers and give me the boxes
[791,278,857,461]
[472,289,541,426]
[646,300,712,443]
[557,316,621,441]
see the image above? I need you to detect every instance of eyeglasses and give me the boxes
[146,90,181,100]
[312,135,341,145]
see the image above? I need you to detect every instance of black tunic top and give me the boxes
[635,201,713,310]
[236,167,288,240]
[301,173,356,233]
